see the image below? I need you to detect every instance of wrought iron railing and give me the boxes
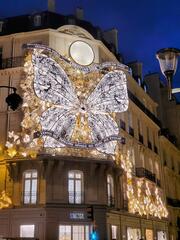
[136,167,156,183]
[160,128,177,146]
[166,197,180,208]
[68,191,84,204]
[0,56,24,69]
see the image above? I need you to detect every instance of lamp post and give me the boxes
[0,86,22,110]
[156,48,180,100]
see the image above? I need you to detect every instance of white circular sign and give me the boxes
[69,41,94,66]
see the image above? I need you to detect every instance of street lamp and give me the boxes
[0,86,22,110]
[156,48,180,100]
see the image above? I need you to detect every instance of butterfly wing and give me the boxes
[88,113,119,154]
[87,70,128,154]
[87,71,128,113]
[32,52,79,108]
[40,107,76,148]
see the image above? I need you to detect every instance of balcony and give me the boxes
[139,134,144,144]
[120,119,126,130]
[160,128,177,146]
[166,197,180,208]
[128,126,134,137]
[128,90,161,127]
[0,56,24,69]
[136,167,156,183]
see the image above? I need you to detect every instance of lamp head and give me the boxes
[6,91,23,111]
[156,48,180,100]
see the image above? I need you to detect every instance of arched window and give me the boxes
[68,170,84,204]
[107,175,114,206]
[23,170,38,204]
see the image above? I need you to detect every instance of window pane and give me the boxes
[75,180,82,203]
[73,226,84,240]
[24,179,31,204]
[69,172,74,178]
[31,179,37,203]
[75,173,82,179]
[32,171,38,178]
[20,225,35,237]
[85,226,90,240]
[59,225,71,240]
[112,225,117,239]
[25,172,31,178]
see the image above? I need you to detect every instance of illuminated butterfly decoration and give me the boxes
[27,44,129,155]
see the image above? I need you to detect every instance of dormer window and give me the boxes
[0,21,4,32]
[33,15,41,27]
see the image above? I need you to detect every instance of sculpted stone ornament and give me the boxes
[25,44,129,155]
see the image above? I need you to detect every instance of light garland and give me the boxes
[0,191,12,209]
[116,148,168,219]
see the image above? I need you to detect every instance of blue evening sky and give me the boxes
[0,0,180,89]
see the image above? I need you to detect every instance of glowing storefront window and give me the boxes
[157,231,167,240]
[127,227,141,240]
[146,229,153,240]
[59,225,90,240]
[111,225,118,240]
[20,225,35,238]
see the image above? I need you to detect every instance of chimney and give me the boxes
[103,28,119,54]
[48,0,56,12]
[75,8,84,20]
[128,61,143,82]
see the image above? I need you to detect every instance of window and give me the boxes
[68,170,84,204]
[59,225,90,240]
[0,48,2,69]
[138,119,143,143]
[23,170,38,204]
[33,15,42,27]
[20,225,35,238]
[107,175,114,206]
[128,111,134,136]
[147,127,152,149]
[137,119,142,135]
[111,225,118,240]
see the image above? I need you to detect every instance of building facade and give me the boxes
[0,10,173,240]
